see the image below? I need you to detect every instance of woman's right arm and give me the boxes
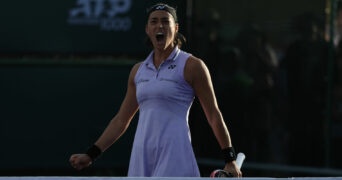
[69,63,140,170]
[94,63,140,151]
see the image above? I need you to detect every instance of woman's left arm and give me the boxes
[184,56,242,177]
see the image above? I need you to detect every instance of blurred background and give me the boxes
[0,0,341,177]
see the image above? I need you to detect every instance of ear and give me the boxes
[175,23,179,32]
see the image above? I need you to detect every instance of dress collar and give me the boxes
[144,46,180,68]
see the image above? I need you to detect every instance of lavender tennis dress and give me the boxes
[128,47,200,177]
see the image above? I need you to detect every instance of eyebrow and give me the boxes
[150,17,171,20]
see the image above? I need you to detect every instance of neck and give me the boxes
[153,45,175,68]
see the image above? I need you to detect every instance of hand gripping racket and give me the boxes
[210,152,246,178]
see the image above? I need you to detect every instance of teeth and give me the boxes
[156,32,164,41]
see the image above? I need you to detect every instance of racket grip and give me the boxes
[236,152,246,169]
[210,169,232,177]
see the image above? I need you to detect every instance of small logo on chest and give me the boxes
[168,64,176,69]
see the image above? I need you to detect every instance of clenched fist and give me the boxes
[69,154,92,170]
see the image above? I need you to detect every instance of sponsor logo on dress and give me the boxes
[168,65,176,69]
[67,0,132,31]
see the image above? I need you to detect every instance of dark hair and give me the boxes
[145,3,186,48]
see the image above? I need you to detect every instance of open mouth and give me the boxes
[156,32,165,42]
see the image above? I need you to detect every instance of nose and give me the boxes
[159,23,163,28]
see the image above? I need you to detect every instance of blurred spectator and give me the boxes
[281,12,330,167]
[326,2,342,47]
[226,24,279,164]
[326,1,342,168]
[334,41,342,123]
[332,38,342,168]
[215,47,252,153]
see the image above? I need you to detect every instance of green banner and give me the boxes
[0,0,185,55]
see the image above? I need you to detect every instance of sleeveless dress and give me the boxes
[128,47,200,177]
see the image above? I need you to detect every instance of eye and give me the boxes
[150,20,157,24]
[161,18,171,25]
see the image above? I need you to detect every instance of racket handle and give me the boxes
[236,152,246,169]
[210,169,232,177]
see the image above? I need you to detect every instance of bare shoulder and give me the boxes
[127,62,143,85]
[185,55,209,86]
[132,62,142,73]
[129,62,142,77]
[185,55,206,70]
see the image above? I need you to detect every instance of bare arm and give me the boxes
[70,63,140,170]
[184,56,242,177]
[185,56,231,149]
[94,63,140,151]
